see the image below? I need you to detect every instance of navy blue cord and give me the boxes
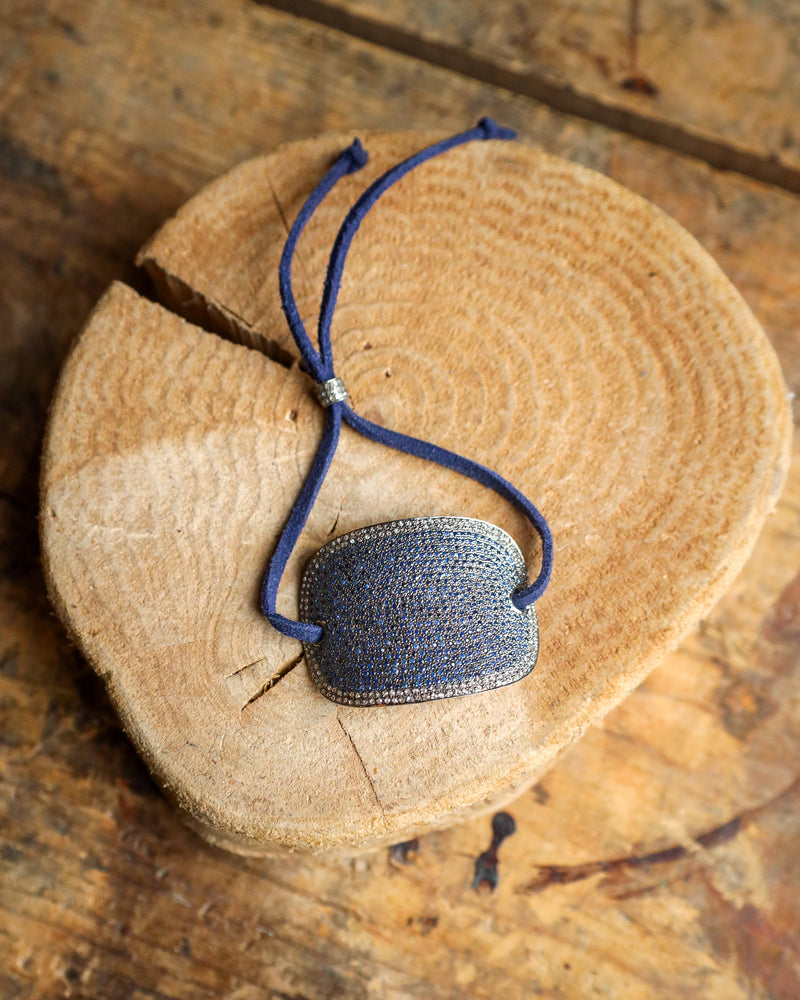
[261,118,552,642]
[316,118,516,373]
[341,406,553,609]
[278,137,368,383]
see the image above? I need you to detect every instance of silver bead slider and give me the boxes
[315,376,349,407]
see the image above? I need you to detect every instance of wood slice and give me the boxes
[40,131,791,855]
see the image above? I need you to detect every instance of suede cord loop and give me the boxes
[260,118,553,642]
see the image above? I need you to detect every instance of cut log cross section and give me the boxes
[40,132,791,855]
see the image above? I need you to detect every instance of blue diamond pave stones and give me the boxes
[300,517,539,706]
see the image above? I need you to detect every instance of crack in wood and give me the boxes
[239,651,306,709]
[628,0,641,76]
[620,0,659,97]
[517,775,800,895]
[336,715,385,818]
[253,0,800,195]
[138,260,296,367]
[225,655,271,680]
[327,506,341,536]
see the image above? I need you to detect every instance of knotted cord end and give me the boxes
[477,117,517,142]
[339,138,368,173]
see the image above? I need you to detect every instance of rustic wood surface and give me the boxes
[273,0,800,189]
[2,0,800,996]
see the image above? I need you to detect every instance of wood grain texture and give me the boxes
[2,0,800,995]
[272,0,800,187]
[43,134,790,853]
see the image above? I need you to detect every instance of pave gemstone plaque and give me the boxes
[300,517,539,706]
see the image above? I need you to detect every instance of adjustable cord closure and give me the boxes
[260,118,554,644]
[314,376,349,407]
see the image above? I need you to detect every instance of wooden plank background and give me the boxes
[1,1,799,996]
[265,0,800,189]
